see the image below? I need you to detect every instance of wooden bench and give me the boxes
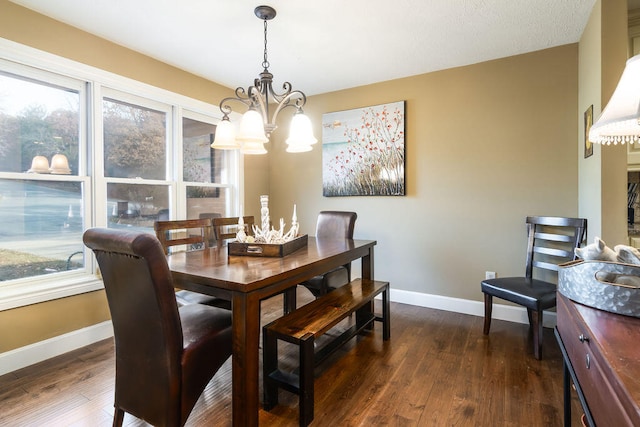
[262,278,390,426]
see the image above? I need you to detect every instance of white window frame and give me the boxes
[0,38,240,311]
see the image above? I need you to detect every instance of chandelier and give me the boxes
[211,5,317,154]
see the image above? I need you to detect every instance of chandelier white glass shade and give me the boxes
[211,5,316,154]
[589,54,640,145]
[209,117,237,149]
[286,112,318,152]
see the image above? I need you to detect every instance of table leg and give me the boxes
[231,292,261,427]
[362,246,374,280]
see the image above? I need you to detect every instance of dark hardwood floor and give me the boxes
[0,289,584,426]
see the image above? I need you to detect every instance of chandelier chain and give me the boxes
[262,19,269,71]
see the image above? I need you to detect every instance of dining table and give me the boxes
[166,236,377,426]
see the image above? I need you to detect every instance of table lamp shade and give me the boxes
[589,54,640,145]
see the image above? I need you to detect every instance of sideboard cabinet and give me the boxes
[555,293,640,426]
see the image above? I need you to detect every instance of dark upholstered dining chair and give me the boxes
[212,216,255,243]
[154,218,231,310]
[300,211,358,297]
[154,218,213,254]
[198,212,222,246]
[83,228,233,427]
[481,216,587,360]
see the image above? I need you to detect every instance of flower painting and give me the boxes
[322,101,405,196]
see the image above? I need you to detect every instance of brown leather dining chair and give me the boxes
[481,216,587,360]
[154,218,231,310]
[83,228,233,427]
[300,211,358,297]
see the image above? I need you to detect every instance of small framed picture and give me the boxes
[584,105,593,159]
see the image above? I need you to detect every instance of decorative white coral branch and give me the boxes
[235,201,299,244]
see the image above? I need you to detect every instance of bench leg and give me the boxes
[263,328,279,410]
[356,300,375,331]
[299,333,315,427]
[382,286,390,341]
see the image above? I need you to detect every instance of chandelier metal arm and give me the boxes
[219,82,307,133]
[270,88,307,125]
[218,86,255,117]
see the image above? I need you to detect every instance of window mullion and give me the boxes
[92,83,107,229]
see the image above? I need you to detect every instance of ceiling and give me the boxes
[8,0,606,96]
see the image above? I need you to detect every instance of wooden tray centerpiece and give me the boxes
[229,197,305,257]
[228,234,308,257]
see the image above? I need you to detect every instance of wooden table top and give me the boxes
[166,237,376,292]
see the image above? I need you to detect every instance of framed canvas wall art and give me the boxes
[322,101,405,196]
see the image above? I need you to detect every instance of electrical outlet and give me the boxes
[485,271,497,280]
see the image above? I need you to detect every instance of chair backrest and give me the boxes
[154,218,213,254]
[316,211,358,280]
[525,216,587,280]
[315,211,357,239]
[198,213,222,246]
[212,216,255,242]
[82,228,182,424]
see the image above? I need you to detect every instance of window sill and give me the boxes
[0,273,104,311]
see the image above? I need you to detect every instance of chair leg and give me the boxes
[283,287,297,314]
[483,293,492,335]
[112,407,125,427]
[531,309,543,360]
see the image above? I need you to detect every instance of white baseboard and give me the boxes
[0,320,113,376]
[1,288,555,376]
[387,288,557,328]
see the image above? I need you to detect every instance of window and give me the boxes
[103,97,167,180]
[0,42,238,309]
[102,92,171,233]
[0,68,86,283]
[0,179,85,280]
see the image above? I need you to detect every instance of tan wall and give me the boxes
[0,0,237,352]
[600,0,629,245]
[578,0,629,246]
[268,45,580,300]
[243,155,270,219]
[579,1,604,241]
[0,291,110,352]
